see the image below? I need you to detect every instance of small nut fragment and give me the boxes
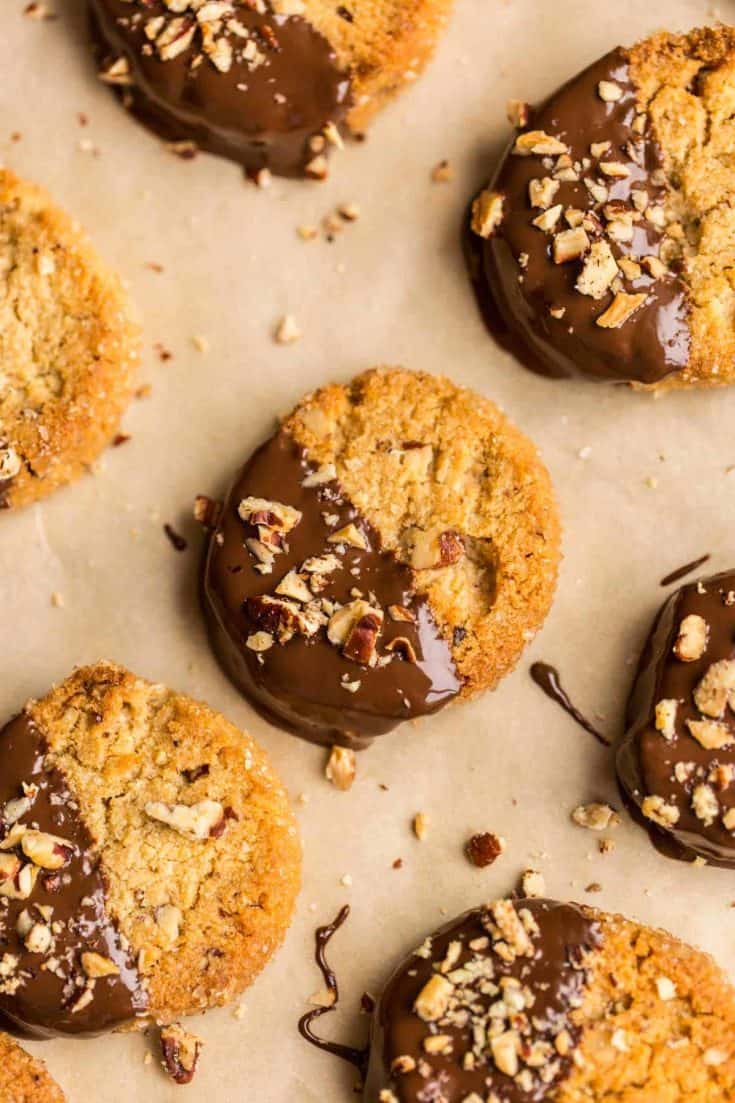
[412,812,429,841]
[160,1023,202,1086]
[99,56,133,85]
[531,203,563,232]
[490,1029,520,1076]
[431,159,453,183]
[520,869,546,898]
[692,784,719,826]
[656,976,677,1001]
[21,830,73,871]
[471,189,504,239]
[641,794,680,828]
[327,523,368,550]
[553,227,590,264]
[654,699,678,741]
[506,99,529,127]
[673,614,708,662]
[24,923,52,955]
[693,659,735,718]
[0,446,21,481]
[575,240,618,299]
[598,80,623,102]
[599,161,630,178]
[144,800,225,840]
[327,599,381,648]
[384,636,418,663]
[193,494,222,529]
[571,803,620,831]
[275,569,313,604]
[423,1034,453,1055]
[390,1055,417,1075]
[343,610,383,665]
[513,130,567,157]
[325,746,356,792]
[247,594,322,642]
[275,314,302,344]
[413,974,453,1021]
[404,526,464,570]
[596,291,646,329]
[156,904,183,944]
[81,951,120,978]
[686,718,733,750]
[465,832,505,867]
[528,176,559,210]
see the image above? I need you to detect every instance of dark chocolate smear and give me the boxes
[468,47,690,383]
[618,569,735,865]
[203,429,461,749]
[659,554,711,587]
[0,714,147,1037]
[298,905,368,1073]
[530,662,610,746]
[364,898,601,1103]
[89,0,351,178]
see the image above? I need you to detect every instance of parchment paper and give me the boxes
[2,0,735,1098]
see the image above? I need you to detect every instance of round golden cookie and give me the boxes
[90,0,453,179]
[203,367,560,747]
[0,662,300,1036]
[468,25,735,389]
[0,170,139,510]
[0,1033,65,1103]
[365,897,735,1103]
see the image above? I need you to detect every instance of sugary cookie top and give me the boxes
[91,0,351,176]
[365,898,601,1102]
[471,46,689,384]
[620,569,735,864]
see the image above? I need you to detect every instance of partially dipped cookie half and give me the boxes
[202,368,560,748]
[0,662,300,1037]
[0,1033,66,1102]
[366,897,735,1102]
[467,26,735,388]
[618,569,735,865]
[90,0,453,179]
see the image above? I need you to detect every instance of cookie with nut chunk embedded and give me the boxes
[202,367,560,749]
[90,0,453,179]
[0,662,300,1037]
[364,896,735,1102]
[619,568,735,865]
[0,1033,65,1102]
[0,170,139,510]
[467,25,735,388]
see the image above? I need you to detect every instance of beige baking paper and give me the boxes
[2,0,735,1098]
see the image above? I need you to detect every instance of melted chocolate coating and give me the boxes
[0,715,147,1037]
[365,899,601,1103]
[203,430,461,749]
[618,570,735,864]
[469,48,690,384]
[89,0,351,177]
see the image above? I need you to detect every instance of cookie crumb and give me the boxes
[191,335,209,354]
[412,812,430,841]
[275,315,302,344]
[465,832,505,867]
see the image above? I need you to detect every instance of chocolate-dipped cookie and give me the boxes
[90,0,453,179]
[0,662,300,1037]
[618,569,735,865]
[365,897,735,1102]
[467,26,735,388]
[0,1032,65,1102]
[0,170,138,511]
[202,368,560,748]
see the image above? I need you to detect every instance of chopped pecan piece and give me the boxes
[596,292,646,329]
[471,190,504,239]
[673,614,708,662]
[160,1023,202,1085]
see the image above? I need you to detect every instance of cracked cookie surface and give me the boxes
[468,25,735,389]
[365,897,735,1103]
[203,367,560,748]
[0,170,139,510]
[0,662,300,1034]
[89,0,453,178]
[0,1033,66,1103]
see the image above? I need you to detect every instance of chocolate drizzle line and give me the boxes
[0,714,147,1038]
[530,662,610,746]
[203,429,461,749]
[467,47,690,384]
[298,905,367,1074]
[618,568,735,865]
[659,554,711,587]
[364,899,601,1103]
[89,0,352,178]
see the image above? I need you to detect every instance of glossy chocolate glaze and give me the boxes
[660,554,711,588]
[298,905,368,1073]
[90,0,351,177]
[0,714,147,1037]
[203,430,461,749]
[365,899,601,1103]
[470,48,690,383]
[530,662,610,746]
[618,570,735,864]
